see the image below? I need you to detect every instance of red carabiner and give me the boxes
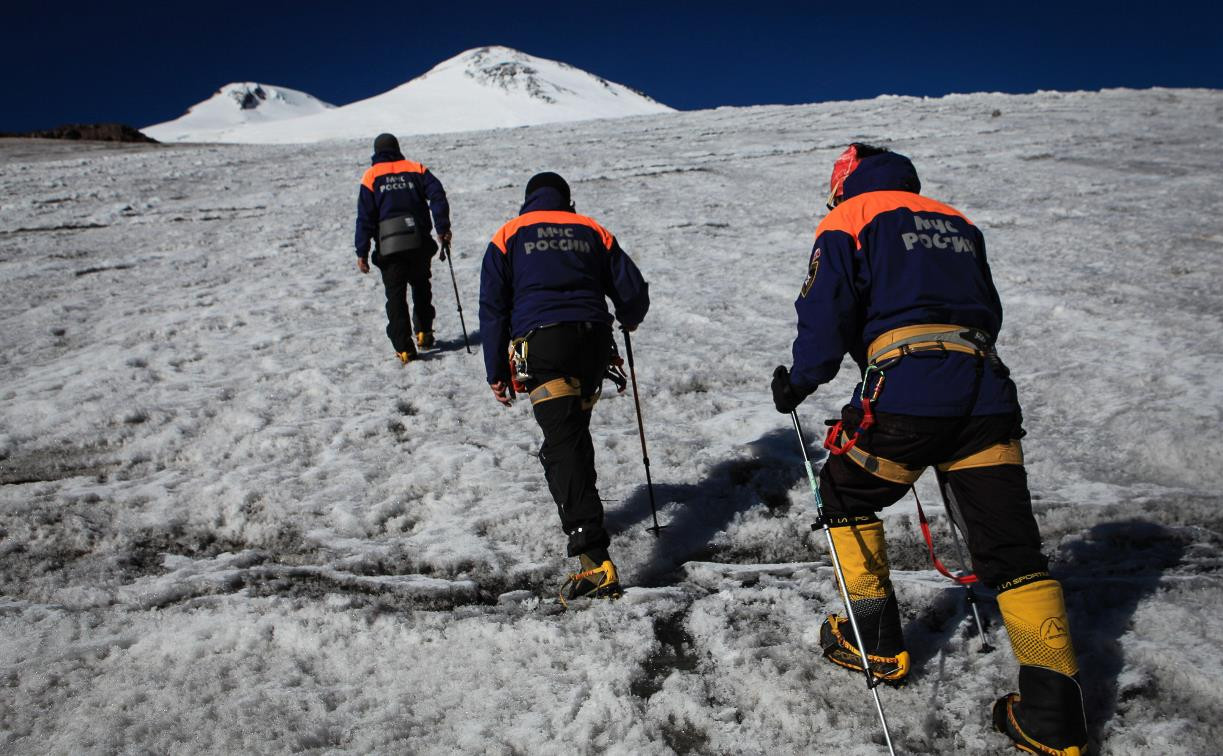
[823,420,856,455]
[823,371,884,456]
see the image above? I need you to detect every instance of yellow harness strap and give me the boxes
[839,435,1022,483]
[838,431,925,484]
[529,377,580,405]
[867,323,989,365]
[937,440,1024,472]
[529,377,601,410]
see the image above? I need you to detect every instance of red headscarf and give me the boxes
[827,144,863,209]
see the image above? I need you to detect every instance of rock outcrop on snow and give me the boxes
[0,123,157,142]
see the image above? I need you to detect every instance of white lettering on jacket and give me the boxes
[902,215,977,256]
[523,226,592,254]
[378,175,415,193]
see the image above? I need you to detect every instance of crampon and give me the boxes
[993,693,1087,755]
[820,614,911,686]
[557,558,622,609]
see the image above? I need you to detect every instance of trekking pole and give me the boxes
[441,242,471,354]
[791,411,895,755]
[911,481,993,653]
[622,327,665,536]
[934,473,994,652]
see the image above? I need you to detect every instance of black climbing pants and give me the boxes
[523,322,614,557]
[817,408,1085,748]
[375,241,436,353]
[818,406,1048,589]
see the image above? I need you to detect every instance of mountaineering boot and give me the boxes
[558,550,621,607]
[820,517,909,683]
[993,576,1088,754]
[820,614,911,684]
[396,350,415,365]
[993,688,1086,756]
[416,331,435,349]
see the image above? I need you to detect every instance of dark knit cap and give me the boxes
[373,133,400,153]
[524,172,570,204]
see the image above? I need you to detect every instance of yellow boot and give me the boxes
[993,576,1088,754]
[820,517,909,684]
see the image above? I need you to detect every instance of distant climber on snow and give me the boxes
[353,132,452,364]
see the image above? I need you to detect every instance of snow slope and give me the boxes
[143,46,674,144]
[142,82,335,142]
[2,88,1222,754]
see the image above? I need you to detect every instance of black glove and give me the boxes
[772,365,806,414]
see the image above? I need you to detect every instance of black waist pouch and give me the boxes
[378,215,424,257]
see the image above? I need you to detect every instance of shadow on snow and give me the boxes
[1058,518,1189,747]
[605,425,824,587]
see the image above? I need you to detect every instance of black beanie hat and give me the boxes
[524,172,570,204]
[373,133,400,154]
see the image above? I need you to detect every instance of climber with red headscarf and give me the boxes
[772,144,1088,755]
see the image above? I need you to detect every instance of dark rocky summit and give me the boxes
[0,123,157,142]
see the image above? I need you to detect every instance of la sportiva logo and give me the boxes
[1040,616,1070,649]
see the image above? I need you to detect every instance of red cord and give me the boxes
[914,492,978,585]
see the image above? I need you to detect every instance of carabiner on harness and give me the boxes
[824,365,886,456]
[508,335,532,393]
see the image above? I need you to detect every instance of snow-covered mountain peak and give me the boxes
[182,82,333,118]
[444,46,649,105]
[465,51,563,101]
[143,82,334,142]
[143,46,672,143]
[217,82,329,112]
[428,45,560,77]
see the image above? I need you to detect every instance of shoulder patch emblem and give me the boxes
[800,248,822,297]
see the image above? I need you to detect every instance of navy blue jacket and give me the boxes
[479,188,650,384]
[354,150,450,260]
[791,152,1018,416]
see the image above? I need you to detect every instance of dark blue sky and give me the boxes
[3,1,1219,132]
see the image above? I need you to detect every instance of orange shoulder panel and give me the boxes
[361,159,427,191]
[490,218,517,254]
[490,211,614,254]
[360,166,378,192]
[574,213,616,250]
[814,191,972,248]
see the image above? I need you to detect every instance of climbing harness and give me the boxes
[823,324,997,460]
[866,324,993,366]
